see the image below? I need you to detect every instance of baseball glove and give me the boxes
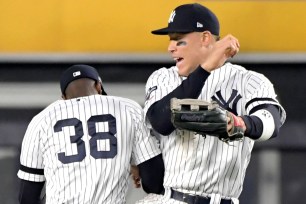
[170,98,244,142]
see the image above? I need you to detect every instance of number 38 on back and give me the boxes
[54,114,117,164]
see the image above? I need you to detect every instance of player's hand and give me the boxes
[201,34,240,72]
[130,165,141,188]
[227,112,246,137]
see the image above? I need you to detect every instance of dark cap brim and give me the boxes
[151,27,194,35]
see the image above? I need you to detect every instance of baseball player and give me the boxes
[17,64,164,204]
[138,3,286,204]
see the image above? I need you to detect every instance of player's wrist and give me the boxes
[236,116,246,133]
[228,113,246,136]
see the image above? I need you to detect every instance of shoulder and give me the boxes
[148,66,178,80]
[105,96,145,122]
[222,62,247,72]
[34,100,63,118]
[89,95,141,108]
[102,95,142,111]
[26,100,63,130]
[223,62,271,82]
[146,66,180,88]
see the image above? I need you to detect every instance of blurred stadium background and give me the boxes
[0,1,305,204]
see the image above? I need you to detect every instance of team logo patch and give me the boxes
[145,86,157,101]
[211,89,242,115]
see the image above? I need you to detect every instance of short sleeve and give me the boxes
[244,71,286,125]
[17,116,45,182]
[144,67,182,116]
[131,108,161,165]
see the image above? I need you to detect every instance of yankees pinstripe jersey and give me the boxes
[144,62,286,199]
[18,94,161,204]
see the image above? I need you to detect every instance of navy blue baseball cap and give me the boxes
[151,3,220,36]
[60,64,107,95]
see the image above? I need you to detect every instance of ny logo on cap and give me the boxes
[73,71,81,77]
[168,10,176,23]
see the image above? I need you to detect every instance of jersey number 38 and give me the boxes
[54,114,117,164]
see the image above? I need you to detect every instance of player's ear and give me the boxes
[201,31,213,47]
[95,81,102,94]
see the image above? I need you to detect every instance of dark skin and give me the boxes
[130,165,141,188]
[62,78,103,100]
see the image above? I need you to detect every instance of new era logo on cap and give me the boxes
[73,71,81,77]
[168,10,176,23]
[197,22,203,28]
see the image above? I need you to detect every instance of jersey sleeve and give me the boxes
[17,114,45,182]
[130,106,161,165]
[143,67,181,117]
[243,71,286,125]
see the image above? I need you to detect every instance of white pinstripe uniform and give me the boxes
[18,94,161,204]
[138,62,286,204]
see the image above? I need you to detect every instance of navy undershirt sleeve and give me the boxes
[147,66,210,135]
[241,104,281,140]
[19,179,45,204]
[138,154,164,194]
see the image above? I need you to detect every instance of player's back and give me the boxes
[35,94,144,204]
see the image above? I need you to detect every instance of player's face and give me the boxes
[168,32,207,76]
